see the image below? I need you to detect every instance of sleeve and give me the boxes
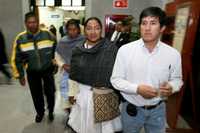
[69,47,79,80]
[52,37,57,58]
[46,29,57,59]
[55,52,65,67]
[68,79,79,97]
[110,48,138,94]
[10,37,25,79]
[168,52,183,93]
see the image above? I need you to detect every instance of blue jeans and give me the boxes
[60,71,69,100]
[121,101,166,133]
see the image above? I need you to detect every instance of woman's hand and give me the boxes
[63,64,70,72]
[69,96,76,104]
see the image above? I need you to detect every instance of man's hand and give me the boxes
[63,64,70,73]
[19,77,26,86]
[159,82,173,97]
[137,84,158,99]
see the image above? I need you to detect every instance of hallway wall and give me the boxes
[0,0,27,57]
[85,0,166,35]
[39,7,64,40]
[0,0,170,58]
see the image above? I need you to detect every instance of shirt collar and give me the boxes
[26,29,41,36]
[140,38,161,54]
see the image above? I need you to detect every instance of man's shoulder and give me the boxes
[40,29,56,40]
[16,31,27,38]
[40,29,52,35]
[119,39,141,51]
[161,41,179,52]
[160,42,181,56]
[40,28,49,32]
[14,31,28,44]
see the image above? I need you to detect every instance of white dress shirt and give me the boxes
[110,31,121,42]
[111,38,183,106]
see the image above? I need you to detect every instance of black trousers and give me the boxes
[27,67,56,116]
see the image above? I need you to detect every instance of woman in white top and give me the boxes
[68,17,122,133]
[55,19,85,111]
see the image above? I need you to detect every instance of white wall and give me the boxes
[0,0,25,56]
[38,7,85,40]
[39,7,64,40]
[85,0,153,22]
[0,0,167,56]
[22,0,30,24]
[85,0,165,35]
[148,0,167,9]
[63,10,85,24]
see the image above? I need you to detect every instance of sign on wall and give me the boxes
[113,0,128,9]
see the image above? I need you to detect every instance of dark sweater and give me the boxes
[69,38,118,88]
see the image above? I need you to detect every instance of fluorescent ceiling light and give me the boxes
[72,0,82,6]
[58,6,85,10]
[46,0,54,6]
[62,0,71,6]
[36,0,45,6]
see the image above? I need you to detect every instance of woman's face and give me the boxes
[84,19,102,44]
[67,24,80,39]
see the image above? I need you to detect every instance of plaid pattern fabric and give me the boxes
[69,38,118,88]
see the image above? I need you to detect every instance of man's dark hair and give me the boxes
[25,12,37,22]
[139,7,166,27]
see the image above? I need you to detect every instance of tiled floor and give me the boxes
[0,73,191,133]
[0,73,74,133]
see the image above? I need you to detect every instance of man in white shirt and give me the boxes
[111,7,183,133]
[110,21,122,42]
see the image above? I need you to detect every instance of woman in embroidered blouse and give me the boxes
[67,17,122,133]
[55,19,85,112]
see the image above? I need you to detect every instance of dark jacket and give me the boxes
[115,32,130,48]
[0,30,8,64]
[69,38,118,88]
[11,29,56,79]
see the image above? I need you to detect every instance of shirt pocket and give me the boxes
[152,65,170,84]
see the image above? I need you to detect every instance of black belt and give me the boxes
[125,100,163,116]
[140,101,163,110]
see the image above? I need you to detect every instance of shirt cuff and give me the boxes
[168,81,179,93]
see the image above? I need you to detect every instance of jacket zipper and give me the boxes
[33,40,41,69]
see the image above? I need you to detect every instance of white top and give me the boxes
[110,31,121,42]
[55,52,65,67]
[111,38,183,106]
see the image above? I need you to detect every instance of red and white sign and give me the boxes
[113,0,128,9]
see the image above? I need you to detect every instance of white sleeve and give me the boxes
[110,48,138,94]
[68,79,79,97]
[55,52,65,67]
[168,53,183,93]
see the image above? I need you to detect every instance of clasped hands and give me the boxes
[137,82,173,99]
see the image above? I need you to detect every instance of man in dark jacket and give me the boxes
[114,20,132,48]
[11,12,57,123]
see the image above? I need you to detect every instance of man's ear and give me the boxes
[160,26,166,33]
